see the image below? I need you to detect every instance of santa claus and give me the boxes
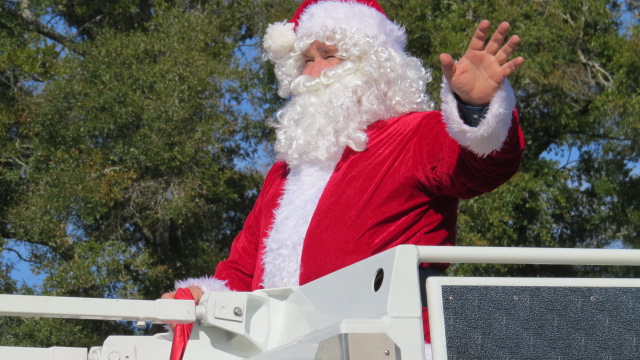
[164,0,525,358]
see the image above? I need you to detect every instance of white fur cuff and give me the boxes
[440,78,516,157]
[174,276,231,293]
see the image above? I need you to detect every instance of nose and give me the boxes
[303,59,331,77]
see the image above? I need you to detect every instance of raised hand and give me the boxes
[440,20,524,106]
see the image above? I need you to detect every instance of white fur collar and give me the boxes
[260,158,340,288]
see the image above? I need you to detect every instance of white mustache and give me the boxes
[290,61,356,95]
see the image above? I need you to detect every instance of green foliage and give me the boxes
[0,0,297,347]
[387,0,639,276]
[0,317,130,349]
[9,6,266,286]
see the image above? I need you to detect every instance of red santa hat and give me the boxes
[263,0,407,59]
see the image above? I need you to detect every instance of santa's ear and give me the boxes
[263,21,296,59]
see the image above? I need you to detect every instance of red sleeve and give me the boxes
[416,110,525,199]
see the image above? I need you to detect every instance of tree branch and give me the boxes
[2,246,37,263]
[71,14,104,39]
[5,155,28,169]
[9,0,76,47]
[577,49,614,88]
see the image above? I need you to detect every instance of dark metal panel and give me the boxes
[442,286,640,360]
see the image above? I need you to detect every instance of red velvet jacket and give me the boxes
[214,109,524,287]
[213,109,525,341]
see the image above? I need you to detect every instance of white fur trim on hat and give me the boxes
[173,276,231,293]
[296,1,406,53]
[440,78,516,157]
[263,21,296,59]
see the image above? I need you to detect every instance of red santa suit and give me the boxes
[175,79,526,343]
[172,3,527,358]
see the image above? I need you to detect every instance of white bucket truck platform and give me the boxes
[1,245,639,359]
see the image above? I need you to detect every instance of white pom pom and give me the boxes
[263,21,296,59]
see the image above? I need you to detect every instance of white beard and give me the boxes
[261,65,388,288]
[270,64,387,167]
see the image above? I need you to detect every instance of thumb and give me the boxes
[439,53,455,82]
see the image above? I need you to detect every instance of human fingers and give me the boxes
[187,286,204,305]
[439,53,456,82]
[160,291,176,300]
[484,21,510,55]
[500,56,525,78]
[468,20,491,52]
[495,35,521,65]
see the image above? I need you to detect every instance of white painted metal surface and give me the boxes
[0,295,197,324]
[417,245,640,266]
[1,245,639,360]
[88,333,174,360]
[0,346,87,360]
[179,245,426,359]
